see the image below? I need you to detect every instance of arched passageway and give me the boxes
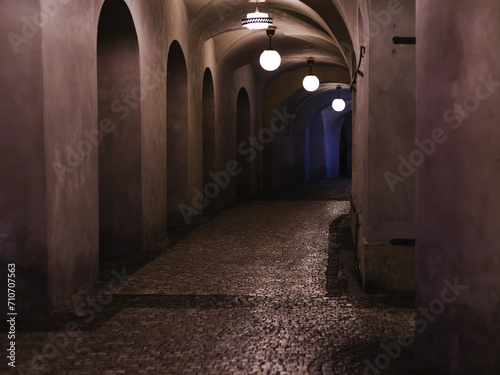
[97,0,142,256]
[280,87,352,185]
[339,115,352,177]
[321,106,352,181]
[166,41,189,224]
[236,88,252,197]
[202,68,216,214]
[308,112,327,181]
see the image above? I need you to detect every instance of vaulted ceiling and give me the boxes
[185,0,354,80]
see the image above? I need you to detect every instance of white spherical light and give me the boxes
[302,74,320,92]
[260,49,281,71]
[332,98,346,112]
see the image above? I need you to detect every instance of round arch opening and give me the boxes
[97,0,142,256]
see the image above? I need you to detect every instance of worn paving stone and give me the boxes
[4,182,415,375]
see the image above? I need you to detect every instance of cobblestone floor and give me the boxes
[4,180,416,375]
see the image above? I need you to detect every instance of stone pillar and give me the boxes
[416,1,500,373]
[0,0,101,315]
[355,0,416,292]
[0,0,47,316]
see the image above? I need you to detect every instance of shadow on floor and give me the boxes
[249,179,353,202]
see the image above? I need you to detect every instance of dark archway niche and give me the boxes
[202,68,216,214]
[97,0,142,256]
[166,41,189,224]
[236,88,252,197]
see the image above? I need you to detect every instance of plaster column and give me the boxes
[354,0,416,293]
[416,1,500,373]
[0,0,47,316]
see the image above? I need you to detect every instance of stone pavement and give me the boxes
[3,181,415,375]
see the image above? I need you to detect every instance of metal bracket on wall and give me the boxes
[392,36,416,45]
[350,46,365,91]
[390,239,416,246]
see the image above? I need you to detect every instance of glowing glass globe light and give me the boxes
[260,49,281,71]
[332,98,346,112]
[302,59,319,92]
[332,86,346,112]
[303,74,320,92]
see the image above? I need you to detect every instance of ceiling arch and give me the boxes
[282,86,352,132]
[186,0,354,79]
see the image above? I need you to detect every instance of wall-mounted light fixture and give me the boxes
[332,86,346,112]
[302,58,320,92]
[242,0,273,30]
[260,27,281,71]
